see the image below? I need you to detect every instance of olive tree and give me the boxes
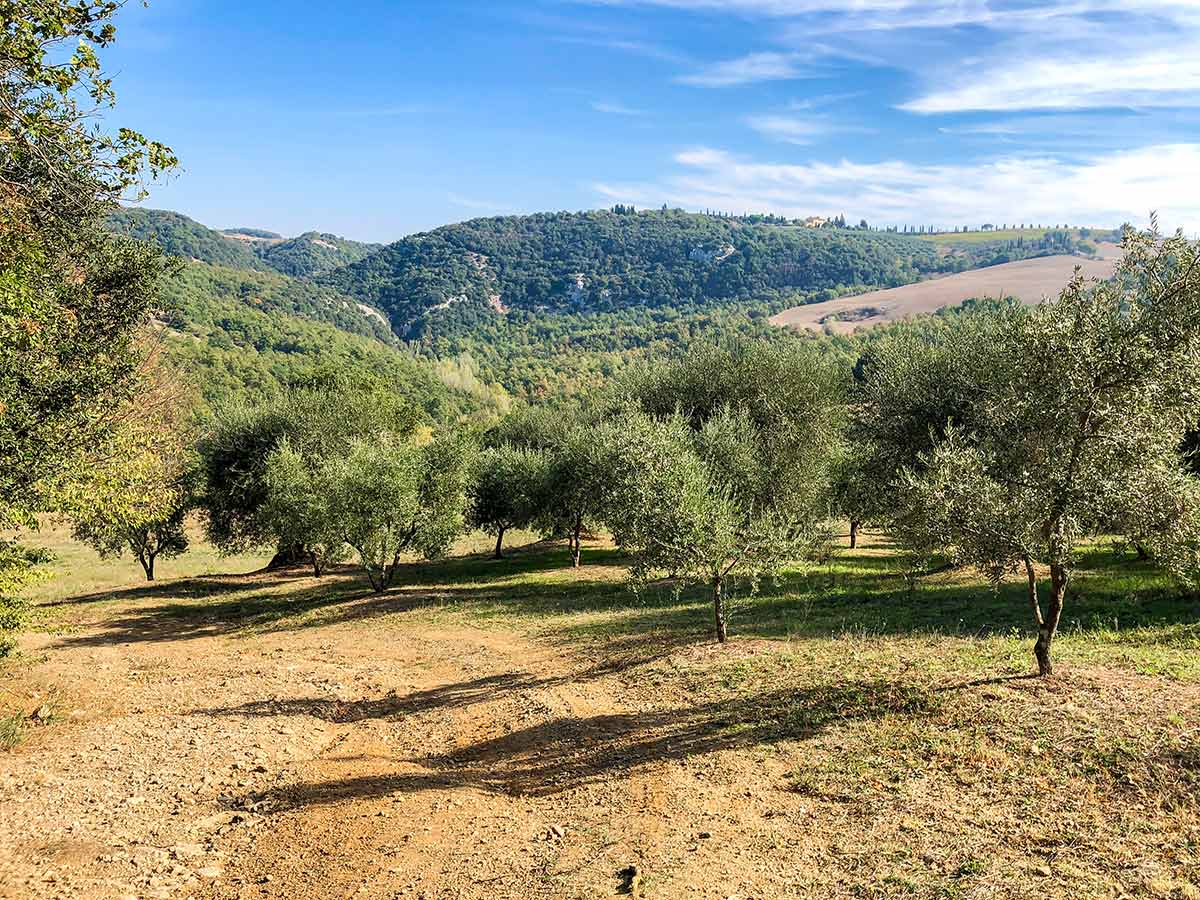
[485,403,608,566]
[261,439,347,577]
[541,424,613,568]
[198,382,420,565]
[605,343,844,642]
[326,432,474,592]
[468,446,548,559]
[889,226,1200,676]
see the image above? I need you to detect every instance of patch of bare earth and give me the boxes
[771,248,1119,334]
[2,564,1199,899]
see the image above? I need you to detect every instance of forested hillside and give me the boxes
[157,259,396,344]
[252,231,381,277]
[322,209,948,339]
[110,206,1110,402]
[108,207,271,271]
[109,208,379,278]
[158,287,491,418]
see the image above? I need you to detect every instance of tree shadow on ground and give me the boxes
[197,646,673,725]
[232,677,945,806]
[48,538,1200,652]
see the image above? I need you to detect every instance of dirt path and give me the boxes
[0,584,805,900]
[6,564,1199,900]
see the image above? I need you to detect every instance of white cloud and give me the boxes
[585,1,1200,113]
[746,114,872,144]
[588,0,1200,28]
[677,51,810,86]
[904,52,1200,113]
[593,144,1200,228]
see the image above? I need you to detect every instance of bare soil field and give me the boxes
[771,247,1120,334]
[2,528,1200,899]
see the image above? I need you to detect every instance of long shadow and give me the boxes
[197,650,670,724]
[235,678,945,807]
[49,539,1200,652]
[44,573,275,608]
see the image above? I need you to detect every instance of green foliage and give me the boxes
[1,0,176,222]
[158,271,487,416]
[108,208,270,271]
[323,208,944,343]
[1,0,175,641]
[604,342,845,640]
[878,226,1200,674]
[261,438,347,576]
[0,221,171,523]
[0,541,52,657]
[66,371,197,580]
[157,256,396,344]
[326,432,475,591]
[109,209,380,278]
[197,383,423,555]
[468,446,549,558]
[253,231,380,278]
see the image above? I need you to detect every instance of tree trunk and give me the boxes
[266,542,308,570]
[849,520,861,549]
[1135,542,1149,561]
[713,576,728,644]
[139,552,155,581]
[1033,563,1068,676]
[494,528,505,560]
[572,514,583,568]
[311,552,324,578]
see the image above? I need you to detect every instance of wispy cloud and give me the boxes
[585,1,1200,114]
[677,51,810,87]
[593,143,1200,228]
[746,114,872,144]
[904,52,1200,113]
[592,100,648,116]
[553,34,690,64]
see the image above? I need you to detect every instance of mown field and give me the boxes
[771,251,1118,334]
[2,525,1199,899]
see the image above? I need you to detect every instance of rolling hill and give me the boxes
[109,208,379,278]
[106,208,494,415]
[113,205,1114,402]
[320,208,950,340]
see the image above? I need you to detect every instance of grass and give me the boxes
[21,523,1200,679]
[8,517,272,607]
[0,709,23,750]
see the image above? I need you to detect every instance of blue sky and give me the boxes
[108,0,1200,242]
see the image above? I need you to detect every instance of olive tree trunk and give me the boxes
[571,514,583,568]
[266,542,309,570]
[1034,564,1067,676]
[494,527,506,560]
[1027,557,1067,677]
[713,575,728,644]
[849,520,861,549]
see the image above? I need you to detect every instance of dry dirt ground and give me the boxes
[770,248,1119,334]
[2,539,1200,900]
